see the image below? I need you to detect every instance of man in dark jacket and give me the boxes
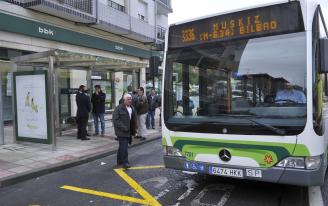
[136,87,148,141]
[113,93,137,169]
[146,89,159,129]
[91,85,106,136]
[76,85,91,141]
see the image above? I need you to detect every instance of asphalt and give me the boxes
[0,139,310,206]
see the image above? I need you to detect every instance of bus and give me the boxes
[162,0,328,186]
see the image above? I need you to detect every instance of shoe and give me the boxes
[93,133,99,136]
[86,133,91,136]
[140,137,147,141]
[152,127,155,129]
[135,136,141,139]
[122,163,131,169]
[81,137,90,141]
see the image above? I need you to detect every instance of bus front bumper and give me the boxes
[163,155,326,186]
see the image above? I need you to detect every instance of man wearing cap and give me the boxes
[76,85,91,141]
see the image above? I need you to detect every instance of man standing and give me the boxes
[136,87,148,141]
[113,94,137,168]
[147,89,159,129]
[91,85,106,136]
[76,85,91,141]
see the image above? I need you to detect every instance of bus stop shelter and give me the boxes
[1,49,147,150]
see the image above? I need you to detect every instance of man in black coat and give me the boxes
[113,93,137,169]
[91,85,106,136]
[76,85,91,141]
[146,89,159,129]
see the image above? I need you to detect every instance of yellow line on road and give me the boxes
[114,168,162,206]
[61,185,148,205]
[128,165,164,170]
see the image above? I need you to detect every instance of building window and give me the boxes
[108,0,125,12]
[138,0,148,21]
[138,14,146,21]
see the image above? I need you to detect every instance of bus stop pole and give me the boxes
[0,71,4,145]
[49,56,56,151]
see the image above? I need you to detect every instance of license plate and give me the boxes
[210,167,243,178]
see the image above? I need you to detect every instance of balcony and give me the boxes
[96,1,130,35]
[156,0,172,14]
[129,16,155,43]
[156,25,166,41]
[6,0,96,23]
[96,1,155,43]
[4,0,157,43]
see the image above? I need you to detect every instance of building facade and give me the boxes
[0,0,171,127]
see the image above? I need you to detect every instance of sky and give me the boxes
[168,0,280,24]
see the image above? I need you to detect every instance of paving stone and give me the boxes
[8,166,32,173]
[0,169,16,178]
[13,159,36,166]
[27,162,50,169]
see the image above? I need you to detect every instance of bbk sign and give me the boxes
[38,27,54,36]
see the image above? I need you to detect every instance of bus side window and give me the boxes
[323,74,328,103]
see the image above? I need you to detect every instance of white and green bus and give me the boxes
[162,0,328,186]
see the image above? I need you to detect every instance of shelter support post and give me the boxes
[87,68,92,132]
[0,72,4,145]
[132,69,138,90]
[48,56,56,150]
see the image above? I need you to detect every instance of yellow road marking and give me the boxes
[114,168,162,206]
[128,165,164,170]
[61,165,164,205]
[61,185,148,205]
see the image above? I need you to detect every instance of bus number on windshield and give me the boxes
[182,28,196,43]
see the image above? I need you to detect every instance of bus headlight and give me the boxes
[305,156,321,170]
[164,146,184,157]
[276,156,322,170]
[276,157,305,169]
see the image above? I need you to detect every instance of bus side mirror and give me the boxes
[320,38,328,73]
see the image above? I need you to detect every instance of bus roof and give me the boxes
[169,0,289,27]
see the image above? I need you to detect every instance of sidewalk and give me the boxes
[0,121,162,187]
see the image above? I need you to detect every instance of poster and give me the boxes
[14,71,49,142]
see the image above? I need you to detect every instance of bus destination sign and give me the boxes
[168,2,305,48]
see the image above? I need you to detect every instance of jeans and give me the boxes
[117,137,129,165]
[93,113,105,135]
[146,110,155,128]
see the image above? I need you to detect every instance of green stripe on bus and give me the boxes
[162,137,167,146]
[171,136,310,162]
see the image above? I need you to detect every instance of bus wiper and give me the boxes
[246,119,286,135]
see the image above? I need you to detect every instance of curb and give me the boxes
[0,135,162,188]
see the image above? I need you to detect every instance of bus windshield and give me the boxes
[164,32,307,135]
